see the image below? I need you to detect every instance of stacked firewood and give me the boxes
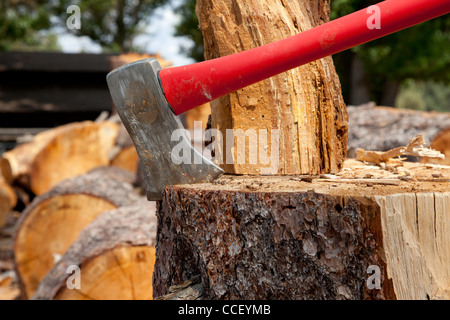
[0,117,157,300]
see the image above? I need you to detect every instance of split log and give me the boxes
[423,128,450,166]
[0,271,20,300]
[110,52,172,71]
[32,202,157,300]
[14,167,140,299]
[197,0,348,175]
[153,160,450,300]
[0,121,120,195]
[109,123,139,174]
[0,174,17,228]
[347,104,450,158]
[184,103,211,131]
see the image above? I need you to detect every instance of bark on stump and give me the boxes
[14,167,140,298]
[153,161,450,300]
[32,202,157,300]
[197,0,348,175]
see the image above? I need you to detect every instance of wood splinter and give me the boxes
[357,134,445,166]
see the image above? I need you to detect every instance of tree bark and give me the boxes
[196,0,348,175]
[14,167,141,299]
[32,201,157,300]
[153,161,450,300]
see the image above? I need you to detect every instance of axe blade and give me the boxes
[107,58,224,200]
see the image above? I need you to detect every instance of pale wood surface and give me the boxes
[197,0,348,175]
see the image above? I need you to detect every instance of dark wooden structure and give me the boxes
[0,52,117,152]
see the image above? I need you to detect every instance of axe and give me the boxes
[107,0,449,200]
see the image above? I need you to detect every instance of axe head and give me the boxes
[107,58,224,200]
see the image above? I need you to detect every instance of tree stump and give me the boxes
[0,121,119,195]
[153,161,450,300]
[197,0,348,175]
[14,167,140,298]
[32,202,157,300]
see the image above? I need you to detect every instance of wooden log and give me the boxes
[0,121,120,195]
[0,173,17,228]
[184,103,211,131]
[109,123,139,174]
[197,0,348,175]
[423,128,450,166]
[14,167,141,299]
[32,201,157,300]
[153,160,450,300]
[347,104,450,157]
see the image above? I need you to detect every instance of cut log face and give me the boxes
[0,121,120,195]
[14,167,141,299]
[153,160,450,300]
[109,121,140,174]
[29,121,119,195]
[32,202,157,300]
[197,0,348,175]
[0,125,72,184]
[110,145,139,174]
[0,174,17,228]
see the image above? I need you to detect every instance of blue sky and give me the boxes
[57,0,195,67]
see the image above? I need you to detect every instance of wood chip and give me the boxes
[357,134,445,165]
[317,178,401,186]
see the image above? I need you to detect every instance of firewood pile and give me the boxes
[0,115,158,300]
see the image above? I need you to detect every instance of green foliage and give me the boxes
[53,0,168,53]
[174,0,204,61]
[397,80,450,112]
[0,0,54,51]
[331,0,450,105]
[174,0,449,110]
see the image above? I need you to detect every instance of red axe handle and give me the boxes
[159,0,450,115]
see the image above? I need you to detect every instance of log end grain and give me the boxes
[33,202,157,300]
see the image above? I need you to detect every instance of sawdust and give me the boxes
[176,159,450,198]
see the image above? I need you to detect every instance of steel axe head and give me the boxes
[107,58,224,200]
